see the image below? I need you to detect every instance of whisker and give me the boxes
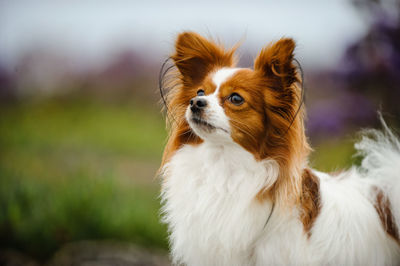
[176,128,193,138]
[229,118,258,143]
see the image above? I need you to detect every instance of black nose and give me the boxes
[190,97,207,112]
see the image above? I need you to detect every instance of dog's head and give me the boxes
[163,32,310,201]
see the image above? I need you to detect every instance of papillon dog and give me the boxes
[159,32,400,266]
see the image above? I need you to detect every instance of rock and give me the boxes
[46,241,171,266]
[0,249,40,266]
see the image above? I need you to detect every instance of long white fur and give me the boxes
[161,142,279,266]
[160,68,400,265]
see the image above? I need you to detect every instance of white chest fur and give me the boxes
[161,142,278,266]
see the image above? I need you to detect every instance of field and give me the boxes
[0,99,357,259]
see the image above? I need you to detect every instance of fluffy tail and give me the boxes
[355,117,400,235]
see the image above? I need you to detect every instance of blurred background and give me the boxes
[1,0,399,264]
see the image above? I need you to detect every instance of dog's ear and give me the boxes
[172,32,236,87]
[254,38,300,125]
[254,38,297,88]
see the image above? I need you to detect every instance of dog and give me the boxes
[159,32,400,265]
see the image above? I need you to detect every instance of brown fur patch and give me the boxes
[219,69,269,158]
[372,186,400,245]
[299,169,321,237]
[172,32,237,88]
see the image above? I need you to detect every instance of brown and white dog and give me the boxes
[159,32,400,266]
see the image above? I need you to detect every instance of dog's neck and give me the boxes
[161,141,281,265]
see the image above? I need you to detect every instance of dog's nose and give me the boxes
[190,97,207,112]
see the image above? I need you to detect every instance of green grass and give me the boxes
[0,100,166,158]
[0,99,358,259]
[0,100,168,259]
[310,137,357,172]
[0,169,167,258]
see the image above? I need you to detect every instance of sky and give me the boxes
[0,0,368,71]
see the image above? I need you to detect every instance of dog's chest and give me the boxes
[161,143,275,266]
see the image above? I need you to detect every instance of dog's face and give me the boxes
[185,67,267,150]
[171,32,303,160]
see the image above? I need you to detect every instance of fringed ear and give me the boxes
[172,32,236,87]
[254,38,300,123]
[254,38,297,88]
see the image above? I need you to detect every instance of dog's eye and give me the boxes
[197,89,205,96]
[229,93,244,105]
